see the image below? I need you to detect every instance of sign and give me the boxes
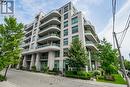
[0,0,14,14]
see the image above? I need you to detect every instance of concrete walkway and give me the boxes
[0,69,127,87]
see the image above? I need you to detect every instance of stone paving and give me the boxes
[0,69,127,87]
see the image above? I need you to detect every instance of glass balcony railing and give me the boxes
[86,41,96,45]
[37,43,60,49]
[38,33,60,40]
[39,25,60,32]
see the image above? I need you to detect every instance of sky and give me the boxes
[0,0,130,60]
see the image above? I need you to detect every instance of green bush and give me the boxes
[65,71,92,80]
[92,70,101,77]
[31,66,36,72]
[0,75,6,82]
[41,66,49,73]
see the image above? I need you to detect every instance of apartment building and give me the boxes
[20,2,99,72]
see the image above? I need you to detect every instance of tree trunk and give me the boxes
[4,65,9,78]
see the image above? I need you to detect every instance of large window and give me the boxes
[64,29,68,36]
[64,13,68,20]
[64,21,68,28]
[72,16,78,24]
[54,60,59,70]
[63,48,68,57]
[72,35,79,41]
[63,38,68,46]
[55,51,60,57]
[32,36,35,41]
[31,43,34,49]
[64,5,68,13]
[72,25,78,34]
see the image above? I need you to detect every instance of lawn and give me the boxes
[97,74,127,84]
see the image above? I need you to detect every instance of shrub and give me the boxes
[41,66,49,73]
[65,71,92,80]
[0,75,6,82]
[31,66,36,72]
[92,70,101,77]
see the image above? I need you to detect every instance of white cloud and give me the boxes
[99,0,130,59]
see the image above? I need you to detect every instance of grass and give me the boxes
[97,74,127,84]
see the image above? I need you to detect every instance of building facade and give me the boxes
[20,2,99,72]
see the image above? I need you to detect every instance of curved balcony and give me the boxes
[37,34,60,43]
[22,43,60,54]
[22,42,30,47]
[86,41,98,51]
[23,36,31,41]
[85,31,97,43]
[39,25,60,35]
[25,23,33,31]
[40,17,61,28]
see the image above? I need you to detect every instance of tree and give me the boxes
[97,38,119,75]
[0,16,24,78]
[124,59,130,71]
[67,38,88,71]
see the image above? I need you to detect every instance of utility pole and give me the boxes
[113,32,130,87]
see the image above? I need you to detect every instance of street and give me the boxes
[0,69,127,87]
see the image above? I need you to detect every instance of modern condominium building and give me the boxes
[20,2,99,72]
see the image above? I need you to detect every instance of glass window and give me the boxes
[64,5,68,13]
[64,21,68,28]
[64,13,68,20]
[72,35,79,41]
[54,60,59,70]
[72,25,78,34]
[63,38,68,46]
[64,29,68,36]
[72,16,78,24]
[63,48,68,57]
[55,51,60,57]
[31,43,34,49]
[32,36,35,41]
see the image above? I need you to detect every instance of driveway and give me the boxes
[0,69,127,87]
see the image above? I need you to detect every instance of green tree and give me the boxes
[67,38,88,71]
[0,16,24,78]
[97,38,119,75]
[124,59,130,71]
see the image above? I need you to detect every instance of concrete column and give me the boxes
[59,60,63,72]
[35,53,41,71]
[48,51,54,70]
[16,63,20,69]
[30,54,35,70]
[22,55,27,68]
[89,51,92,71]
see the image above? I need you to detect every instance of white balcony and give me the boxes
[22,43,60,54]
[39,25,60,35]
[22,42,30,47]
[85,31,97,43]
[40,17,61,28]
[86,41,98,51]
[37,33,60,43]
[23,36,31,41]
[25,23,33,31]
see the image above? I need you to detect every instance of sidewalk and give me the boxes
[0,81,17,87]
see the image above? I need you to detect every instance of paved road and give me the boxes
[1,69,127,87]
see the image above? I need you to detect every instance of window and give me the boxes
[55,51,60,57]
[72,35,79,41]
[32,36,35,41]
[64,5,68,13]
[54,60,59,70]
[72,25,78,34]
[64,29,68,36]
[72,16,78,24]
[31,43,34,49]
[64,13,68,20]
[64,21,68,28]
[63,48,68,57]
[63,38,68,45]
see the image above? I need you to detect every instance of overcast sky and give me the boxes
[0,0,130,60]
